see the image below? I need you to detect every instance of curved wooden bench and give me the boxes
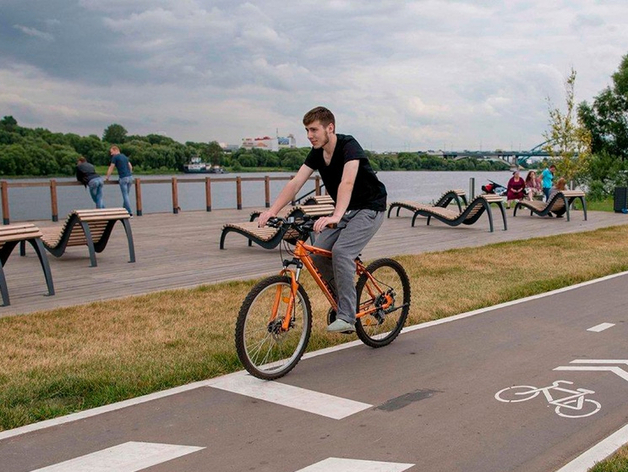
[1,223,55,306]
[411,194,507,232]
[220,204,335,250]
[22,208,135,267]
[388,189,467,218]
[513,191,583,221]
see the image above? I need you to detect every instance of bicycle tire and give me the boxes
[235,275,312,380]
[494,385,540,403]
[355,258,411,348]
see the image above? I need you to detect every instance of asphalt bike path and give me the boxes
[2,273,628,472]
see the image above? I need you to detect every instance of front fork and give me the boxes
[276,259,303,331]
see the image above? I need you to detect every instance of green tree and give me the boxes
[543,68,592,184]
[578,53,628,161]
[203,141,224,167]
[0,116,18,132]
[279,150,303,170]
[103,123,128,144]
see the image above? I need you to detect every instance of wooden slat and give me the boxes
[0,225,42,241]
[480,194,505,203]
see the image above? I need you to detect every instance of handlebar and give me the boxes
[267,215,336,239]
[267,215,314,229]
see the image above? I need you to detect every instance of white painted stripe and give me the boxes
[588,322,615,332]
[209,373,372,419]
[2,270,628,441]
[555,423,628,472]
[31,441,204,472]
[296,457,414,472]
[569,359,628,365]
[554,366,628,382]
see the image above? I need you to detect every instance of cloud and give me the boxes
[13,25,54,42]
[1,0,628,151]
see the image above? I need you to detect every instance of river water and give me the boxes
[6,170,518,222]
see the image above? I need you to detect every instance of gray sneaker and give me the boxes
[327,319,355,334]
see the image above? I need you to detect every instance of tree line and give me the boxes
[0,118,509,177]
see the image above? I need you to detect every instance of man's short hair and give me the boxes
[77,156,87,163]
[303,106,335,128]
[110,145,120,153]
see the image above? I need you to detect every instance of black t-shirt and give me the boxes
[303,134,387,211]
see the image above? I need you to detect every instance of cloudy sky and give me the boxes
[1,1,627,152]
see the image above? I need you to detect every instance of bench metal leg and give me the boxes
[30,238,55,296]
[0,263,10,306]
[580,197,588,221]
[485,202,494,232]
[121,219,136,263]
[80,221,98,267]
[495,203,508,230]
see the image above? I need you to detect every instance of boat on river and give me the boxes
[183,157,227,174]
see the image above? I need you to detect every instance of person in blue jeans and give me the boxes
[541,164,556,202]
[76,156,105,208]
[106,145,134,216]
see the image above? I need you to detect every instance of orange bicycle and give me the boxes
[235,216,411,380]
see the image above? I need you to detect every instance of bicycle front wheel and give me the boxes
[235,275,312,380]
[355,258,411,348]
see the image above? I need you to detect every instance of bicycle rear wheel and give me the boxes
[555,398,601,418]
[494,385,540,403]
[355,258,411,348]
[235,275,312,380]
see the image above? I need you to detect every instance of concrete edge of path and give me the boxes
[2,271,628,472]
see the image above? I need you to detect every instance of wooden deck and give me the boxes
[2,207,627,317]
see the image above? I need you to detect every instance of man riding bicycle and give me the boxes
[257,106,387,333]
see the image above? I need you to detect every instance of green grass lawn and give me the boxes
[589,445,628,471]
[586,196,614,212]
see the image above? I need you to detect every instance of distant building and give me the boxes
[241,133,296,151]
[278,134,296,149]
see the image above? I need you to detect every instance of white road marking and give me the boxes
[30,441,204,472]
[555,423,628,472]
[295,457,414,472]
[588,322,615,332]
[209,372,372,420]
[555,359,628,383]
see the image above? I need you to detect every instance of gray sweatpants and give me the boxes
[312,209,385,324]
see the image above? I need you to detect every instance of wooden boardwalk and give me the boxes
[2,206,627,317]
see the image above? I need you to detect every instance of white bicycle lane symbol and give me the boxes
[495,380,601,418]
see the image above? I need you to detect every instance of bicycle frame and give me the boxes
[537,381,595,410]
[274,237,394,331]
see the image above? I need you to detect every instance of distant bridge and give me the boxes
[443,150,550,166]
[440,141,552,167]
